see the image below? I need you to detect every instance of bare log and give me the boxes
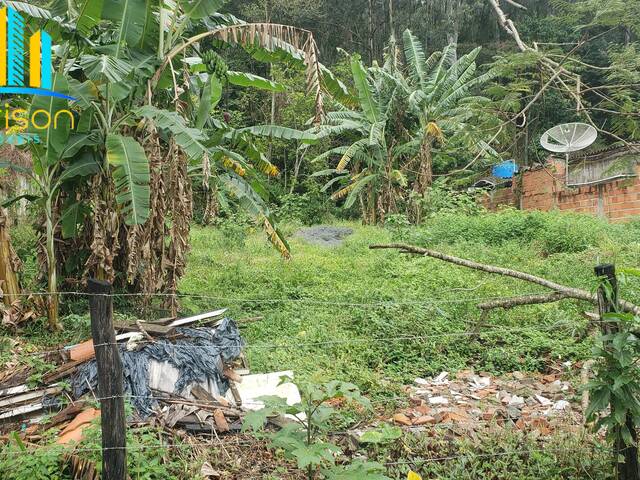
[504,0,527,9]
[369,243,640,315]
[488,0,529,51]
[0,209,21,306]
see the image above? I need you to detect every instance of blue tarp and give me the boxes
[492,160,518,179]
[72,318,244,417]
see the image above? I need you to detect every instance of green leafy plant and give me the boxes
[243,379,390,480]
[310,30,499,225]
[25,356,57,387]
[587,268,640,476]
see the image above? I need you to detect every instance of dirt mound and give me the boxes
[294,226,354,247]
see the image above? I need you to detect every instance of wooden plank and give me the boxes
[213,409,230,432]
[0,403,43,420]
[168,309,227,328]
[112,321,175,336]
[191,385,230,408]
[43,360,83,383]
[0,386,61,409]
[0,384,29,397]
[223,367,242,384]
[37,403,87,431]
[228,382,242,406]
[89,279,127,480]
[144,316,177,326]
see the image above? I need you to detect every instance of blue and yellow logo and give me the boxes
[0,6,73,100]
[0,6,76,145]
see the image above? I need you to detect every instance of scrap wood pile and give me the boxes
[384,368,588,437]
[0,308,299,449]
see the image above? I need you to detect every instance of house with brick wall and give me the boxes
[481,145,640,222]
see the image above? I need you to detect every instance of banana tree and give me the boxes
[0,0,331,324]
[308,50,415,224]
[401,30,498,194]
[312,31,500,224]
[1,76,100,330]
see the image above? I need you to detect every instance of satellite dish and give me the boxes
[540,122,597,153]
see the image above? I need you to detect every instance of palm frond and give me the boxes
[402,29,427,88]
[155,23,325,121]
[337,139,369,171]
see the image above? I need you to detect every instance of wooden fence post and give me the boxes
[595,264,639,480]
[88,279,127,480]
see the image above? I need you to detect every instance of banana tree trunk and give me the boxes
[44,198,61,331]
[415,135,434,194]
[0,209,20,306]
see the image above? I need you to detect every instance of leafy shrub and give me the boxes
[410,181,485,220]
[384,214,412,241]
[273,182,339,225]
[211,212,254,249]
[9,223,40,289]
[0,434,66,480]
[274,193,320,225]
[0,424,192,480]
[374,428,613,479]
[410,209,613,255]
[244,379,391,480]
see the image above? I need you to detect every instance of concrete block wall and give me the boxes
[480,185,517,211]
[520,159,640,222]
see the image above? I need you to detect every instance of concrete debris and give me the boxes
[433,372,449,384]
[535,394,552,406]
[553,400,571,411]
[391,369,583,436]
[201,462,222,479]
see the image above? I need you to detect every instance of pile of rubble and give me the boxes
[390,369,584,436]
[0,309,299,446]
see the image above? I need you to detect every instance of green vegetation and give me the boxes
[177,210,640,396]
[0,423,196,480]
[2,208,639,479]
[2,0,640,477]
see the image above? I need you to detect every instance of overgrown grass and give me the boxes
[373,428,613,479]
[3,209,637,479]
[179,210,640,398]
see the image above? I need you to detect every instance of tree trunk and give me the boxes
[289,147,305,194]
[444,0,461,62]
[44,198,61,331]
[267,0,276,162]
[415,135,434,194]
[369,0,375,63]
[0,209,20,307]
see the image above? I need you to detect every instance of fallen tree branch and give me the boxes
[369,243,640,315]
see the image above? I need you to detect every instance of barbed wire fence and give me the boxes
[0,279,612,477]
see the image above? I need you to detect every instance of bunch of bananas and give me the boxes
[201,50,228,80]
[222,156,246,177]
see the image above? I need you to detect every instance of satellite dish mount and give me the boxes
[540,122,598,173]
